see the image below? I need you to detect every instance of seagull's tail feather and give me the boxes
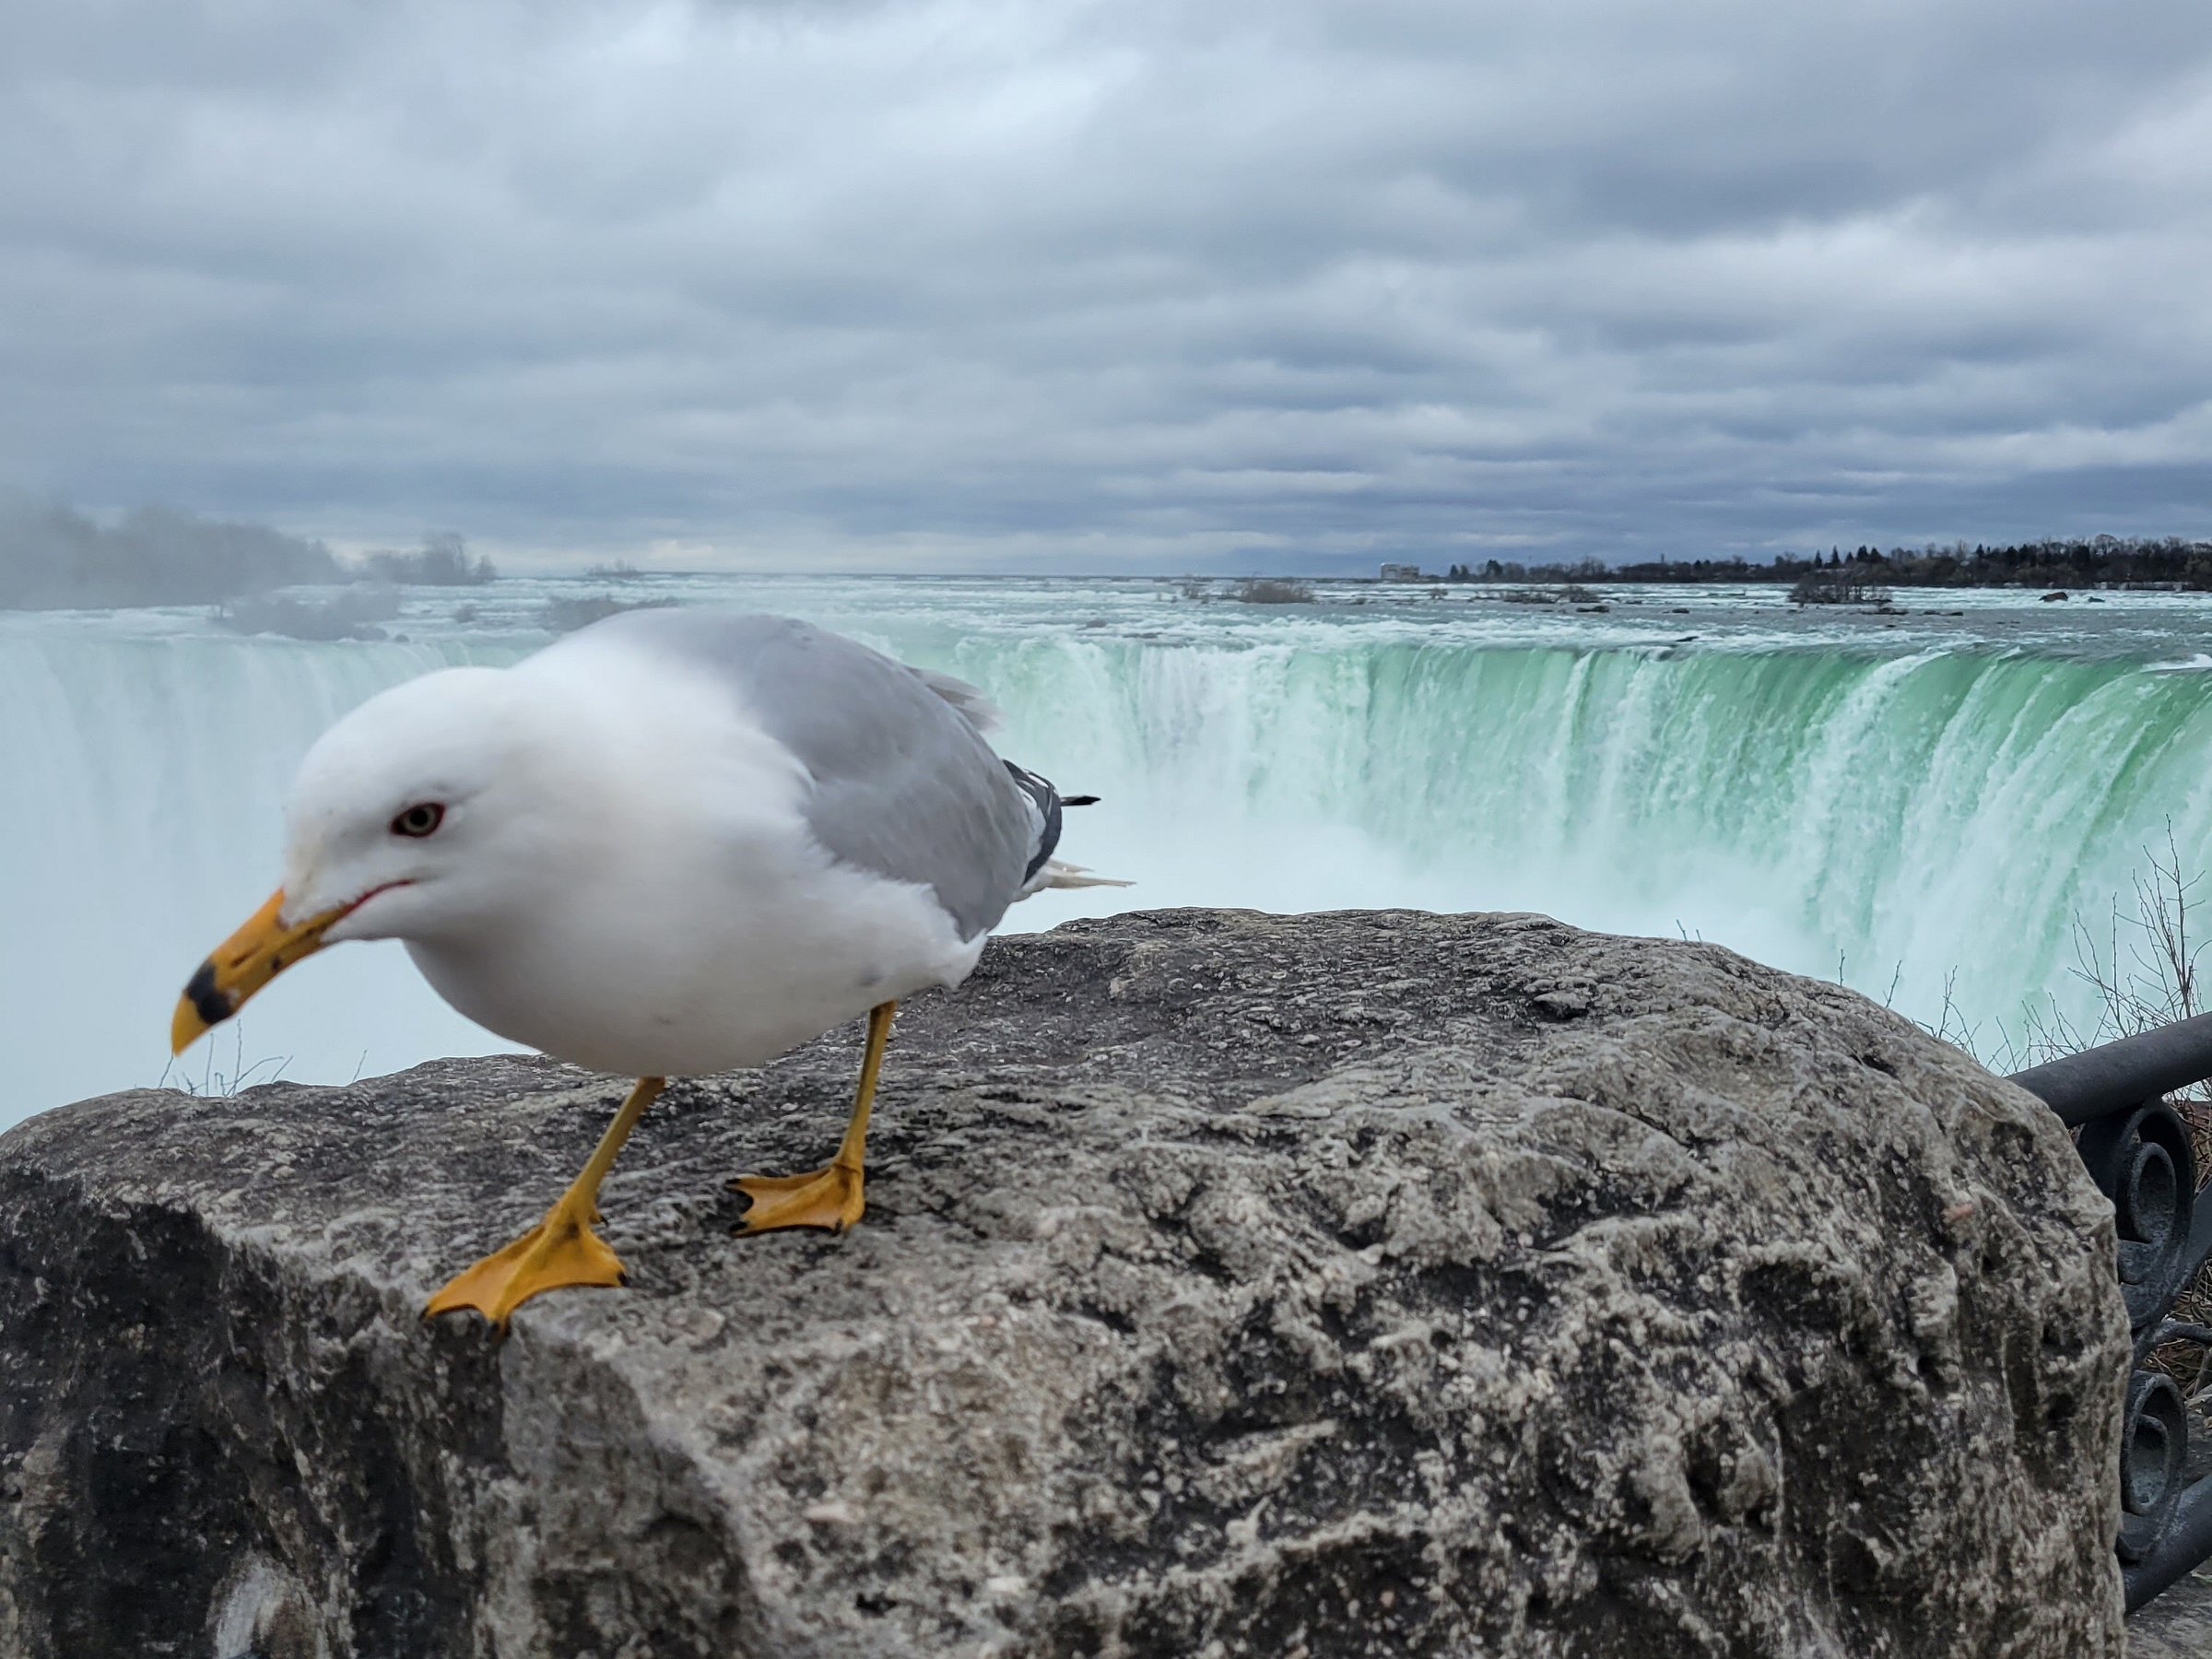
[1036,859,1135,892]
[1003,760,1131,900]
[914,667,1004,734]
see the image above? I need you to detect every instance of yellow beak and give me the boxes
[171,888,347,1054]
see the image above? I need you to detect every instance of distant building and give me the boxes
[1379,562,1423,582]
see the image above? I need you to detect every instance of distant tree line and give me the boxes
[1440,536,2212,591]
[0,499,340,608]
[0,500,496,609]
[1785,566,1889,607]
[357,530,497,586]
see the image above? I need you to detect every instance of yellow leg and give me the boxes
[733,1001,895,1234]
[425,1075,665,1329]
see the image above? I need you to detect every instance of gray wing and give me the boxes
[571,609,1033,940]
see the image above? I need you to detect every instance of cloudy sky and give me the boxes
[5,0,2210,571]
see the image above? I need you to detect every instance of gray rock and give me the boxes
[0,909,2131,1657]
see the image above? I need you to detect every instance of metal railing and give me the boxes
[2010,1016,2212,1611]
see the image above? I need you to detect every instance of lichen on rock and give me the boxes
[0,910,2131,1655]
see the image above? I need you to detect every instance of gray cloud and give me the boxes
[2,0,2208,570]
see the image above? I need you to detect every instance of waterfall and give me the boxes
[8,594,2210,1122]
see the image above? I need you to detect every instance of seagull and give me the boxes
[170,609,1122,1328]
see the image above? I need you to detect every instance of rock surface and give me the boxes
[0,909,2132,1657]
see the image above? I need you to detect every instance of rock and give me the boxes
[0,910,2130,1657]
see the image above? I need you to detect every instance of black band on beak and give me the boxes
[183,960,232,1030]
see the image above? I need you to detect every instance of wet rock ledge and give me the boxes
[0,910,2130,1657]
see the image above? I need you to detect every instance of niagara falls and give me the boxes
[12,571,2212,1125]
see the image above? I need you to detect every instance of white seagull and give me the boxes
[171,609,1121,1328]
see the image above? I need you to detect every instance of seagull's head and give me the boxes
[170,665,559,1055]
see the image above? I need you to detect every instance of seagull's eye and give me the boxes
[391,803,445,839]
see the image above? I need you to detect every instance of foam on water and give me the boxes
[6,577,2212,1123]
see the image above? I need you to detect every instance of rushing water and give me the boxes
[6,574,2212,1124]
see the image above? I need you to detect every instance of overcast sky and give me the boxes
[5,0,2209,571]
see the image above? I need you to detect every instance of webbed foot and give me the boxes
[424,1192,625,1328]
[730,1163,865,1234]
